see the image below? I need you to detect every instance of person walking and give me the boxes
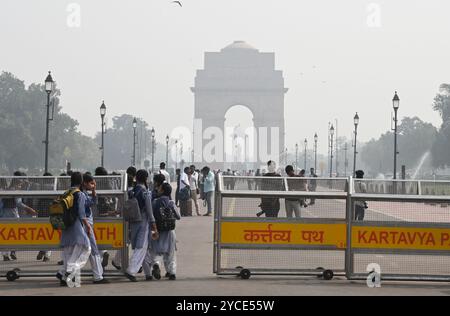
[159,162,171,184]
[308,168,318,206]
[179,167,192,216]
[354,170,368,221]
[144,182,181,281]
[80,173,110,284]
[257,161,282,218]
[124,170,159,282]
[57,172,91,287]
[201,166,215,216]
[285,165,302,218]
[175,169,181,207]
[298,169,308,208]
[189,165,201,216]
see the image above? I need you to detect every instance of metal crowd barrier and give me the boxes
[0,175,129,281]
[348,179,450,281]
[215,175,450,282]
[214,175,349,280]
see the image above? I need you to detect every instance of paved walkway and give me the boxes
[1,215,450,296]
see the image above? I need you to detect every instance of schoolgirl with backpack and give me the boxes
[144,181,180,281]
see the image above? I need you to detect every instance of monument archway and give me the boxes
[191,41,288,170]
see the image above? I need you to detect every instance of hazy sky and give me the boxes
[1,0,449,156]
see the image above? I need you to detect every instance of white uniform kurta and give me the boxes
[126,185,155,276]
[144,197,180,276]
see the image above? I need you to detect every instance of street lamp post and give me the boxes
[304,138,308,171]
[166,135,169,166]
[392,91,400,179]
[329,125,335,177]
[180,142,184,169]
[175,140,178,169]
[100,101,106,167]
[245,135,249,164]
[344,142,349,177]
[132,118,137,166]
[335,119,339,177]
[314,133,318,173]
[353,112,359,177]
[151,127,155,173]
[44,71,54,174]
[285,147,288,167]
[295,143,299,171]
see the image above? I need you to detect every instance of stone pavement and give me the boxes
[1,215,450,296]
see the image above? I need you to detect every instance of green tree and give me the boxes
[360,116,437,175]
[0,71,99,174]
[431,84,450,168]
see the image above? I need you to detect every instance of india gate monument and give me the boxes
[191,41,288,170]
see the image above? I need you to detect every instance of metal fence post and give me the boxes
[345,176,354,279]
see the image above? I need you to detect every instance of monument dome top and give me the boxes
[222,41,257,51]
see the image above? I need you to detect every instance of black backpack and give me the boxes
[154,203,176,232]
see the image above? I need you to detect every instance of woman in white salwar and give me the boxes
[145,182,180,281]
[81,173,109,284]
[57,172,92,287]
[124,169,158,282]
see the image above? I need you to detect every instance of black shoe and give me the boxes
[124,272,137,282]
[56,272,63,281]
[138,266,143,274]
[111,260,121,271]
[3,255,10,261]
[203,213,211,216]
[57,260,64,266]
[168,274,176,280]
[57,273,68,286]
[145,275,153,281]
[37,251,45,261]
[10,251,17,260]
[43,256,50,262]
[152,264,161,280]
[93,278,110,284]
[164,272,170,278]
[63,272,75,284]
[101,252,109,268]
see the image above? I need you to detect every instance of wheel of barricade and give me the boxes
[323,269,334,281]
[240,269,251,280]
[316,267,324,278]
[6,269,20,282]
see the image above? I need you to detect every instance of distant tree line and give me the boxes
[0,71,168,175]
[0,72,99,174]
[359,83,450,175]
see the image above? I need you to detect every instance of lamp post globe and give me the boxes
[45,71,54,93]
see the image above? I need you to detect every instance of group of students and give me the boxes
[57,166,180,287]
